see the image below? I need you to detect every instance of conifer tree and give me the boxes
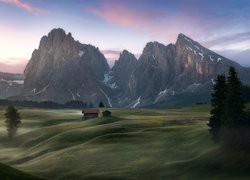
[224,66,246,127]
[208,75,226,143]
[4,106,21,139]
[221,67,248,150]
[88,102,94,108]
[99,102,104,108]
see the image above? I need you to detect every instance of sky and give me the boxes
[0,0,250,73]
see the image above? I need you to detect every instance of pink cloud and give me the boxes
[0,0,42,13]
[101,49,120,67]
[101,50,120,60]
[86,2,164,30]
[86,2,192,43]
[0,58,28,73]
[85,1,222,44]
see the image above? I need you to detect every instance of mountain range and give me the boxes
[1,28,250,107]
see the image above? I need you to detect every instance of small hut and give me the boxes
[102,110,111,117]
[82,108,99,120]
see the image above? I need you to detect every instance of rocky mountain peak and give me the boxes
[118,50,137,63]
[23,28,110,104]
[120,49,131,57]
[48,28,66,38]
[176,33,195,48]
[109,50,138,92]
[143,41,166,53]
[39,28,75,50]
[112,50,137,72]
[15,29,250,108]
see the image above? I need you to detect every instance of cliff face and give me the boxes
[124,34,247,107]
[111,50,138,89]
[23,28,110,104]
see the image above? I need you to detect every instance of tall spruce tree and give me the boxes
[208,75,226,143]
[224,66,246,127]
[209,67,250,150]
[221,67,249,150]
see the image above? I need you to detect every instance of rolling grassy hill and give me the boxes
[0,161,44,180]
[0,105,249,179]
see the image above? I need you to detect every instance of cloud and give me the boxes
[87,2,161,29]
[85,1,220,43]
[215,49,250,67]
[101,50,121,67]
[85,1,179,41]
[0,58,28,73]
[101,50,120,60]
[85,0,250,46]
[0,0,42,13]
[202,31,250,47]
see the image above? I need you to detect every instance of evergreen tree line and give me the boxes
[0,100,99,109]
[208,66,250,151]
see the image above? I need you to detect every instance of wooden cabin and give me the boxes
[82,108,99,120]
[102,110,111,117]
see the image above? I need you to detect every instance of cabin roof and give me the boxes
[82,108,99,114]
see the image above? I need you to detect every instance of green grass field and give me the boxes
[0,105,249,180]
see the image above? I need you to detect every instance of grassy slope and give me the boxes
[0,162,44,180]
[0,105,249,179]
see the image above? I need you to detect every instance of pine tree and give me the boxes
[221,66,249,150]
[88,102,94,108]
[208,75,226,143]
[224,66,246,127]
[4,106,21,139]
[99,102,104,108]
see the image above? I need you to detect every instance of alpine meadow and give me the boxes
[1,0,250,179]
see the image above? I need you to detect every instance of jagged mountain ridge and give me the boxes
[7,28,250,107]
[22,28,111,105]
[122,34,241,107]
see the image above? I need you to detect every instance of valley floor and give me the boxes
[0,105,249,179]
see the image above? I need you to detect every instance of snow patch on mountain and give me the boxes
[208,55,214,62]
[78,50,85,57]
[154,88,168,104]
[198,53,204,60]
[35,85,49,95]
[194,45,200,49]
[132,97,141,108]
[103,72,113,83]
[211,79,216,85]
[102,72,118,89]
[100,88,112,107]
[67,88,75,101]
